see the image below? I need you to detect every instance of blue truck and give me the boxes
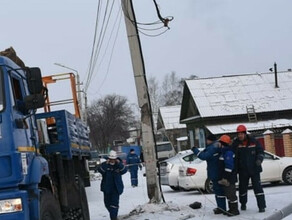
[0,54,91,220]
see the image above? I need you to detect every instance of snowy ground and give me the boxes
[87,168,292,220]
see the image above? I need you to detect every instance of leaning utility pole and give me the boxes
[121,0,161,203]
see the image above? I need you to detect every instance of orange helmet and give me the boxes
[237,124,247,133]
[219,135,231,145]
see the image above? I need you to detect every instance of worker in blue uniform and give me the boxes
[192,134,227,215]
[217,135,240,217]
[232,125,266,213]
[98,150,127,220]
[126,149,142,187]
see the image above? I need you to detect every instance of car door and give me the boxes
[261,152,281,182]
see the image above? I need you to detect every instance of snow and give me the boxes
[158,105,186,130]
[205,119,292,134]
[86,169,292,220]
[185,71,292,118]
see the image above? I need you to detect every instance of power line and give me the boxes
[85,0,110,91]
[91,7,122,84]
[86,0,102,83]
[121,0,173,38]
[85,0,115,92]
[93,9,123,96]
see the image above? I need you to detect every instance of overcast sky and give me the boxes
[1,0,292,113]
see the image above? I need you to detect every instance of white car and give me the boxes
[178,151,292,193]
[156,141,176,161]
[159,150,198,191]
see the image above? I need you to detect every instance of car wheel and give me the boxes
[204,179,213,194]
[170,186,180,191]
[283,167,292,184]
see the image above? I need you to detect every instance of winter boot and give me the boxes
[226,202,240,217]
[241,204,246,210]
[213,208,227,215]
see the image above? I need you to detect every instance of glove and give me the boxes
[256,160,262,166]
[218,178,230,186]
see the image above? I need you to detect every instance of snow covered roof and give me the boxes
[206,119,292,134]
[185,71,292,118]
[159,105,186,130]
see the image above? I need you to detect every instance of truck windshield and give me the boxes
[0,68,4,111]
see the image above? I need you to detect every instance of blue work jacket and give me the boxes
[126,153,141,171]
[218,145,237,184]
[98,159,127,195]
[232,135,264,175]
[192,142,220,181]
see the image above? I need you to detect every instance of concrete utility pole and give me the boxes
[121,0,161,203]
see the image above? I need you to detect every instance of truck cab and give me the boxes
[0,56,91,220]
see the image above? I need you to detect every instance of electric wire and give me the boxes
[91,7,122,85]
[90,0,115,75]
[85,0,115,92]
[86,0,102,84]
[93,9,122,96]
[121,0,172,38]
[85,0,110,91]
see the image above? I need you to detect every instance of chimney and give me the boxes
[274,62,279,88]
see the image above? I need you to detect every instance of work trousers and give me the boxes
[130,169,138,186]
[239,172,266,209]
[223,184,238,211]
[103,192,120,219]
[213,180,226,211]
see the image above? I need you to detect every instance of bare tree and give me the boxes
[161,71,184,106]
[87,94,135,152]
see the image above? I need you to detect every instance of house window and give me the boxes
[189,130,195,148]
[198,129,206,148]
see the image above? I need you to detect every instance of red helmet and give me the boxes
[237,125,247,133]
[219,135,231,145]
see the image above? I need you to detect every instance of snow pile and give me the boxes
[121,202,196,220]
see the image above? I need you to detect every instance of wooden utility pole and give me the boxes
[121,0,161,203]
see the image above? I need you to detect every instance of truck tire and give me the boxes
[78,176,90,220]
[40,190,62,220]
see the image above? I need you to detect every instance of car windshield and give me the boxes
[0,68,4,111]
[156,143,172,152]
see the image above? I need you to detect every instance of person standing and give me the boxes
[192,134,227,215]
[232,124,266,213]
[126,149,142,187]
[98,150,127,220]
[217,135,240,217]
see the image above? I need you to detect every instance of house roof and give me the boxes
[158,105,186,130]
[206,119,292,135]
[185,71,292,118]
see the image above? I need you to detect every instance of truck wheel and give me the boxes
[283,167,292,184]
[40,190,62,220]
[204,179,214,194]
[78,176,90,220]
